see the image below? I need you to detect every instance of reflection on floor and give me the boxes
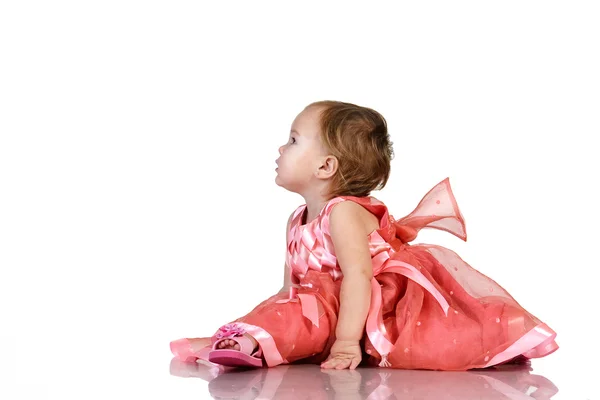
[170,357,558,399]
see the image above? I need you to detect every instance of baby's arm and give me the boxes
[279,212,294,294]
[321,201,374,369]
[328,201,374,342]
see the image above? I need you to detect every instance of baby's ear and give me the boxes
[318,155,338,178]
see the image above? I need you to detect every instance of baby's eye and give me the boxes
[290,137,296,144]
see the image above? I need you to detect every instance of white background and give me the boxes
[1,1,598,399]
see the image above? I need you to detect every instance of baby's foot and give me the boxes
[217,333,259,353]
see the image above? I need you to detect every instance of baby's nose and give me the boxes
[278,145,284,155]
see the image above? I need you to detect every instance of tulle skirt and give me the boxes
[205,244,557,370]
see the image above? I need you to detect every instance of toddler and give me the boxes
[170,101,558,370]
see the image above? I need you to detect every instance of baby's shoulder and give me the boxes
[326,196,381,234]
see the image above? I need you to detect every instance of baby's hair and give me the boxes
[307,100,394,199]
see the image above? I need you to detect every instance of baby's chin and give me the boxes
[274,173,286,188]
[274,175,300,193]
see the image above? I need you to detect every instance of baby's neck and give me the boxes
[298,186,332,225]
[302,199,331,225]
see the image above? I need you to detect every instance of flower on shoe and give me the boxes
[215,323,246,339]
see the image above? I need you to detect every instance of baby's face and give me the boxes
[275,106,329,194]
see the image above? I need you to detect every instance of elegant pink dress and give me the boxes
[198,178,558,370]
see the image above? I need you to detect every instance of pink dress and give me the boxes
[201,178,558,370]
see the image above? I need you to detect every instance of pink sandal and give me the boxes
[208,324,264,368]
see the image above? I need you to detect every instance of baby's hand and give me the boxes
[320,340,362,370]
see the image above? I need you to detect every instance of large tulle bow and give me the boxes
[366,177,467,366]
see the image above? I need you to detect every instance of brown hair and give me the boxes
[307,100,394,199]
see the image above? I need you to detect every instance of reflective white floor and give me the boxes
[2,341,593,400]
[169,358,561,400]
